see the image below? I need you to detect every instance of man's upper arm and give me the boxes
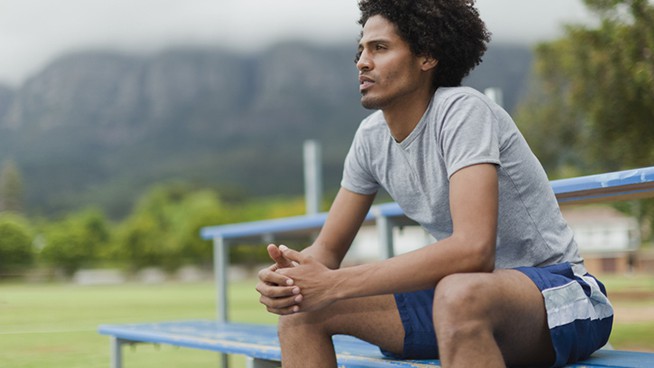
[448,163,499,270]
[308,187,376,269]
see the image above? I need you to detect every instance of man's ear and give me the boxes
[421,56,438,72]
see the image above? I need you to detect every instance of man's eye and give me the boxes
[354,51,362,64]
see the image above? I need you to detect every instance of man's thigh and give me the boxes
[436,269,555,366]
[279,293,405,356]
[490,270,555,364]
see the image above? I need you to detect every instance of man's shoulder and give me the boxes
[431,86,502,123]
[434,86,487,105]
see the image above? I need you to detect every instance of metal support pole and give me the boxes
[213,236,229,367]
[484,87,504,107]
[303,140,323,215]
[214,236,229,321]
[376,214,395,259]
[110,337,123,368]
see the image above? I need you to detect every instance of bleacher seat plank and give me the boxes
[98,320,654,368]
[99,320,440,367]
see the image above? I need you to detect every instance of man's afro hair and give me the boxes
[358,0,491,88]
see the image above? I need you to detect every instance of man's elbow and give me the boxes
[469,239,496,273]
[446,232,496,273]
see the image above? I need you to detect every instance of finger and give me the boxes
[263,302,302,316]
[258,266,294,286]
[256,282,301,299]
[259,293,303,310]
[265,306,300,316]
[279,245,306,264]
[268,244,294,268]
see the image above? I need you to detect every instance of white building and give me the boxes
[562,205,640,274]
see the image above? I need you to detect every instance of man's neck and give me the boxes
[382,88,435,143]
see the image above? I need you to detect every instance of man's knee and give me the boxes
[278,308,335,339]
[433,273,496,331]
[279,312,315,335]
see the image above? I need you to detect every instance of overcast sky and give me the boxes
[0,0,595,86]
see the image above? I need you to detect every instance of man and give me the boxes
[256,1,613,367]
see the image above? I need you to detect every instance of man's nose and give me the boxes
[356,50,372,71]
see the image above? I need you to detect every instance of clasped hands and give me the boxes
[256,244,336,315]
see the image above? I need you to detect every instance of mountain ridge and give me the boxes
[0,41,533,218]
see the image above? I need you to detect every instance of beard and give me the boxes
[360,93,390,110]
[359,76,414,110]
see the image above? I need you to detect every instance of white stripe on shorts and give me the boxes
[542,273,614,329]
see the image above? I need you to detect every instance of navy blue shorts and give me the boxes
[381,263,614,367]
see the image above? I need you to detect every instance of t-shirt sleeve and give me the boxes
[438,93,501,178]
[340,123,381,195]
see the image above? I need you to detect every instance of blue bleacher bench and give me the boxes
[98,320,654,368]
[98,167,654,368]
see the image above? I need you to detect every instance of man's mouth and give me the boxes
[359,75,374,91]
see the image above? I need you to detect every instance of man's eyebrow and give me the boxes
[358,38,391,48]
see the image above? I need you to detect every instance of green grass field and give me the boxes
[1,276,652,368]
[0,280,275,368]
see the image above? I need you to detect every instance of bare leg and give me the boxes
[277,294,404,368]
[433,270,555,368]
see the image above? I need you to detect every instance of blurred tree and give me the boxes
[0,214,34,274]
[116,183,226,271]
[115,182,308,272]
[515,0,654,239]
[0,160,25,213]
[40,208,112,276]
[516,0,654,174]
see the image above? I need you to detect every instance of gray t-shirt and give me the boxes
[342,86,584,270]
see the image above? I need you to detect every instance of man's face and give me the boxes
[356,15,432,110]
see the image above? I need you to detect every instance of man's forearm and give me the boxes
[329,235,495,301]
[273,232,494,314]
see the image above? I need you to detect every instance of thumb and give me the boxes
[268,244,293,268]
[279,245,306,264]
